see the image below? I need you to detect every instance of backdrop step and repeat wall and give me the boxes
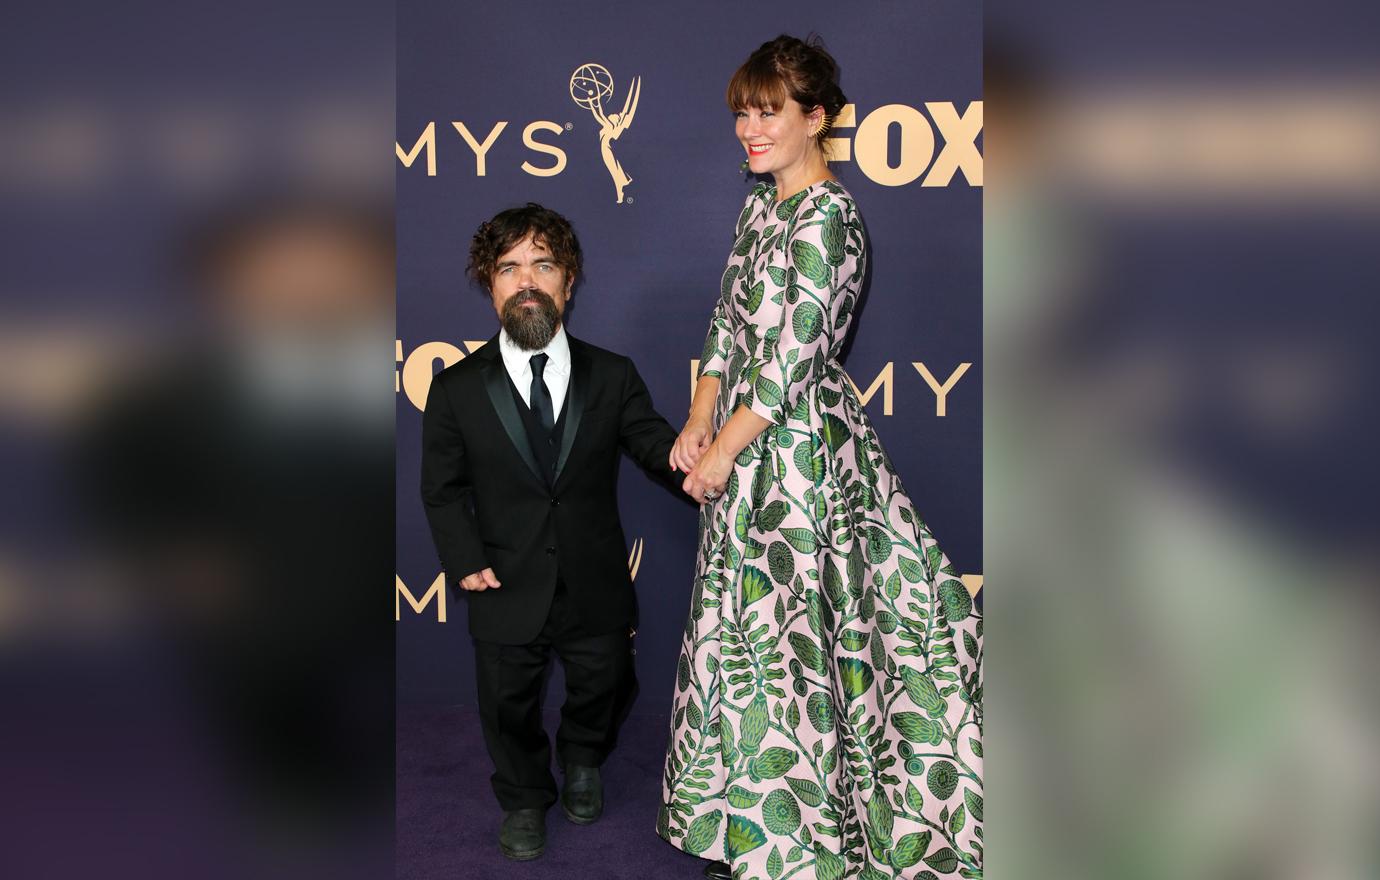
[397,0,981,708]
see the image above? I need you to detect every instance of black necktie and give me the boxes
[529,353,555,437]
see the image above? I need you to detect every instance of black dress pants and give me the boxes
[472,580,635,810]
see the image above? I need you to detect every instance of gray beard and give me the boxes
[501,290,561,350]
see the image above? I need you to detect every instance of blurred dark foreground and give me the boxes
[986,2,1380,879]
[0,3,394,879]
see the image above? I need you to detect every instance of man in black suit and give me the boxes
[421,203,682,861]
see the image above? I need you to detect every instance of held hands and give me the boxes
[670,414,728,504]
[682,441,732,505]
[458,567,501,591]
[669,415,713,474]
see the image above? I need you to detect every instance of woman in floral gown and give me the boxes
[658,36,983,880]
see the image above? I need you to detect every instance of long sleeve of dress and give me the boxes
[744,201,849,426]
[699,190,762,380]
[697,290,733,379]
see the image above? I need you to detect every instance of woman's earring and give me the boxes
[810,114,833,139]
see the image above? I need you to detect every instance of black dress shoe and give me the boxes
[499,808,546,861]
[703,860,732,880]
[561,764,603,825]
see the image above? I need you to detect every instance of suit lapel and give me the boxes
[479,337,547,486]
[553,338,590,482]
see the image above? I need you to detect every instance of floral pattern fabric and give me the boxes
[658,180,983,880]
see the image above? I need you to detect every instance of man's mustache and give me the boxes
[512,289,555,308]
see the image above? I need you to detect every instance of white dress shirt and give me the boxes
[498,324,571,418]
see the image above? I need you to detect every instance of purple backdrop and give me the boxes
[396,0,982,710]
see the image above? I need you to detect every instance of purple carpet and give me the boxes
[397,706,711,880]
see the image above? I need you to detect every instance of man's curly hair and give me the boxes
[466,203,583,294]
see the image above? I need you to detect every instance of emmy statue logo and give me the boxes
[569,63,641,204]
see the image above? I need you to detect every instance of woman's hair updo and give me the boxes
[726,34,848,143]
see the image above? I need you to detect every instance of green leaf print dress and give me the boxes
[658,180,983,880]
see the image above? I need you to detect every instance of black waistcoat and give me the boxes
[507,376,568,486]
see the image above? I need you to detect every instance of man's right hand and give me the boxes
[458,567,502,591]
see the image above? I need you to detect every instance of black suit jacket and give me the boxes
[421,332,680,645]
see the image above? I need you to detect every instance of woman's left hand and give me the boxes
[682,441,733,505]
